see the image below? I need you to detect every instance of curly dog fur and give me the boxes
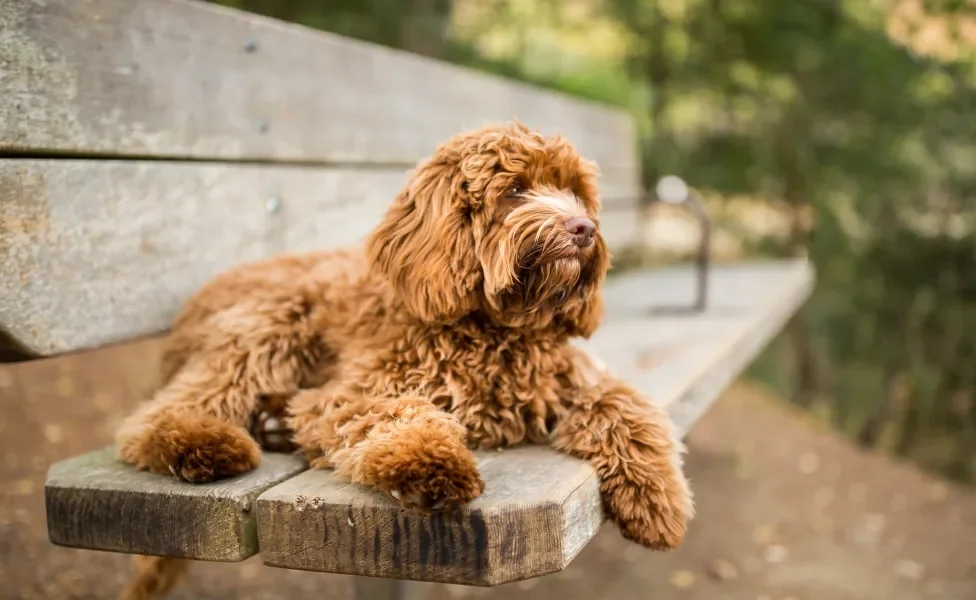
[115,121,694,598]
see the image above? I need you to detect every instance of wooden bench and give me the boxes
[0,0,815,597]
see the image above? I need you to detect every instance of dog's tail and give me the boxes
[119,555,190,600]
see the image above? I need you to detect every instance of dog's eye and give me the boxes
[506,183,523,198]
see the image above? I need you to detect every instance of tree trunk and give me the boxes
[857,364,901,448]
[788,316,819,408]
[895,388,924,457]
[948,390,976,482]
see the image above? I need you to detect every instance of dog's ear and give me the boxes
[366,158,482,323]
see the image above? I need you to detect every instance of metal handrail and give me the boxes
[647,175,711,313]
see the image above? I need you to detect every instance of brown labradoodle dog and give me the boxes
[115,121,694,598]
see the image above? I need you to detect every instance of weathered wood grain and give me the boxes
[0,0,638,174]
[253,260,815,584]
[0,160,639,359]
[0,160,392,358]
[257,446,602,585]
[45,447,307,560]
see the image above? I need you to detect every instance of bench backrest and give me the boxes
[0,0,644,361]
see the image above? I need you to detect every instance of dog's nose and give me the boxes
[565,217,596,247]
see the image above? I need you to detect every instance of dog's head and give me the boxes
[366,121,609,336]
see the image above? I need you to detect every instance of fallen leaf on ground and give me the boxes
[763,545,788,564]
[896,559,925,580]
[847,513,887,546]
[56,376,74,397]
[707,558,739,581]
[752,524,778,545]
[927,483,948,503]
[43,424,63,444]
[445,584,473,598]
[670,570,696,589]
[798,451,821,474]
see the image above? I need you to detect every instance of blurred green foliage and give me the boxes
[210,0,976,483]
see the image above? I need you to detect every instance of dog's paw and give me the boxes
[349,412,485,511]
[605,465,694,549]
[165,418,262,483]
[122,412,261,483]
[383,448,485,511]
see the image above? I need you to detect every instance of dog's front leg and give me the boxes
[115,293,326,483]
[290,389,485,510]
[552,371,694,549]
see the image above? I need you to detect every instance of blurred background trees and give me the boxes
[212,0,976,484]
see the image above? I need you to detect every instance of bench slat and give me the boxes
[253,260,814,584]
[0,159,642,359]
[583,261,816,432]
[45,448,306,561]
[0,0,638,173]
[257,447,603,585]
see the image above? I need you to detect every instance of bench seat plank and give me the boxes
[0,159,640,360]
[45,447,307,561]
[583,260,815,432]
[0,0,638,174]
[257,447,603,586]
[254,260,814,584]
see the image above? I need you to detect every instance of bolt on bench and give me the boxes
[0,0,814,597]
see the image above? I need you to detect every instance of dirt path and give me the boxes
[2,340,974,599]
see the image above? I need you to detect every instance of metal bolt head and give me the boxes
[656,175,690,204]
[244,38,259,53]
[266,196,280,214]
